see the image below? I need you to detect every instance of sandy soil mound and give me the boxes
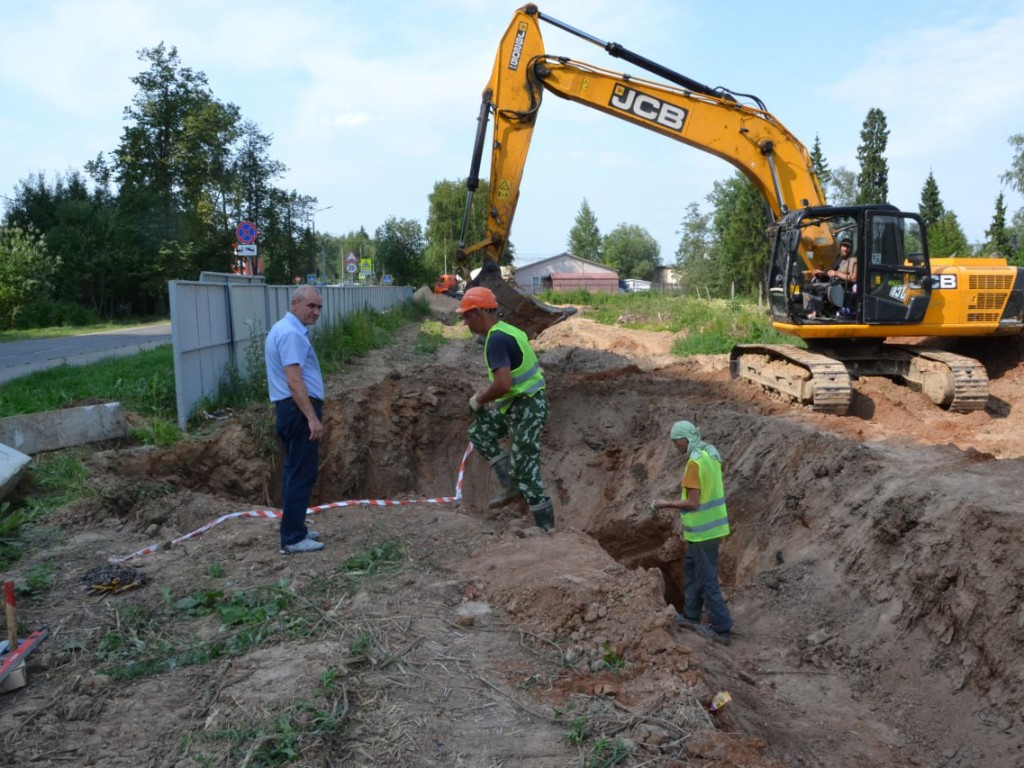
[4,305,1024,767]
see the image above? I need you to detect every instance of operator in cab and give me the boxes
[803,237,857,319]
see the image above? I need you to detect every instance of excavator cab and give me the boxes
[767,206,932,328]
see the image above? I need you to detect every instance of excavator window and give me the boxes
[861,215,930,323]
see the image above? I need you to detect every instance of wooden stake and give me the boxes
[4,581,16,652]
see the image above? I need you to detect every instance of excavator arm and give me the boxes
[456,4,826,336]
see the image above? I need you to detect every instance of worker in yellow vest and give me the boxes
[654,420,733,646]
[457,287,554,531]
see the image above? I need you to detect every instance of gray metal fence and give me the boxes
[168,279,413,429]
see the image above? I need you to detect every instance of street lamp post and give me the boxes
[311,205,334,283]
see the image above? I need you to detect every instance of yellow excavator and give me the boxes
[455,4,1024,413]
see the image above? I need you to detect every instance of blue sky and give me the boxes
[2,0,1023,266]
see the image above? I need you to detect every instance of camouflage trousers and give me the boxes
[468,390,549,505]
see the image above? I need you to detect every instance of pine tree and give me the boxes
[809,134,831,194]
[984,193,1013,257]
[929,211,970,257]
[856,108,890,205]
[567,198,602,262]
[918,171,945,229]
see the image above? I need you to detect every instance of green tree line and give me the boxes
[3,40,1024,328]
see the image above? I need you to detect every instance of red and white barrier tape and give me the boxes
[110,442,474,563]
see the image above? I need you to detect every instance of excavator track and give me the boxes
[731,344,991,414]
[730,344,852,414]
[853,346,990,413]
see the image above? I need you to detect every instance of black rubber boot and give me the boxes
[529,497,555,531]
[488,454,523,509]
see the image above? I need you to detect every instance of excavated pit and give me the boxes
[6,303,1024,767]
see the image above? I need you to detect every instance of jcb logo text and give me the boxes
[507,23,528,71]
[609,86,686,132]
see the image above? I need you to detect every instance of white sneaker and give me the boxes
[280,538,325,555]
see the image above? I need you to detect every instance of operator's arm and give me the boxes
[284,364,324,441]
[827,257,857,283]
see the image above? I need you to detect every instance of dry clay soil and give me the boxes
[4,288,1024,767]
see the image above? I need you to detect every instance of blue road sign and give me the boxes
[236,221,258,245]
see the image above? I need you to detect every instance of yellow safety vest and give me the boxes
[485,321,546,412]
[680,449,730,542]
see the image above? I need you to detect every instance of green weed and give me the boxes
[337,541,405,593]
[13,562,56,599]
[565,716,590,746]
[600,643,625,673]
[347,631,373,663]
[587,738,629,767]
[97,583,313,681]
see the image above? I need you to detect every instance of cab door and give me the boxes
[860,213,931,324]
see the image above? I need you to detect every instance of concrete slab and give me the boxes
[0,402,127,456]
[0,442,31,502]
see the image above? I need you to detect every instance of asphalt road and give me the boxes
[0,322,172,385]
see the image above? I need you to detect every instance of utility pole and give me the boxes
[311,205,334,283]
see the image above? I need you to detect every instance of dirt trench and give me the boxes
[4,299,1024,767]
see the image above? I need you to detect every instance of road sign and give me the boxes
[346,252,358,264]
[346,262,357,274]
[360,258,373,272]
[236,221,258,245]
[383,275,392,285]
[307,273,317,284]
[235,243,257,256]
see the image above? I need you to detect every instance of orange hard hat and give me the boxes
[457,286,498,313]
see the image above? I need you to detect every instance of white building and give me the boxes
[513,253,619,295]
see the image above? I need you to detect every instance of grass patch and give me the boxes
[97,582,313,681]
[315,299,431,375]
[537,290,799,355]
[336,541,406,594]
[0,318,167,344]
[191,667,349,767]
[0,345,176,420]
[0,450,93,570]
[414,319,447,354]
[94,541,408,683]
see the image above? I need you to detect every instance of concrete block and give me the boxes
[0,442,31,502]
[0,402,127,455]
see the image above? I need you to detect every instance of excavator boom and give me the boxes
[457,4,825,338]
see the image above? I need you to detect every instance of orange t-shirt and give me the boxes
[681,460,701,493]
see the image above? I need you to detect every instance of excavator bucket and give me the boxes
[473,268,576,340]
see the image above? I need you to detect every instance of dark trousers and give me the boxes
[275,398,322,547]
[682,537,733,634]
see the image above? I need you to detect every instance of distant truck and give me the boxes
[433,274,461,296]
